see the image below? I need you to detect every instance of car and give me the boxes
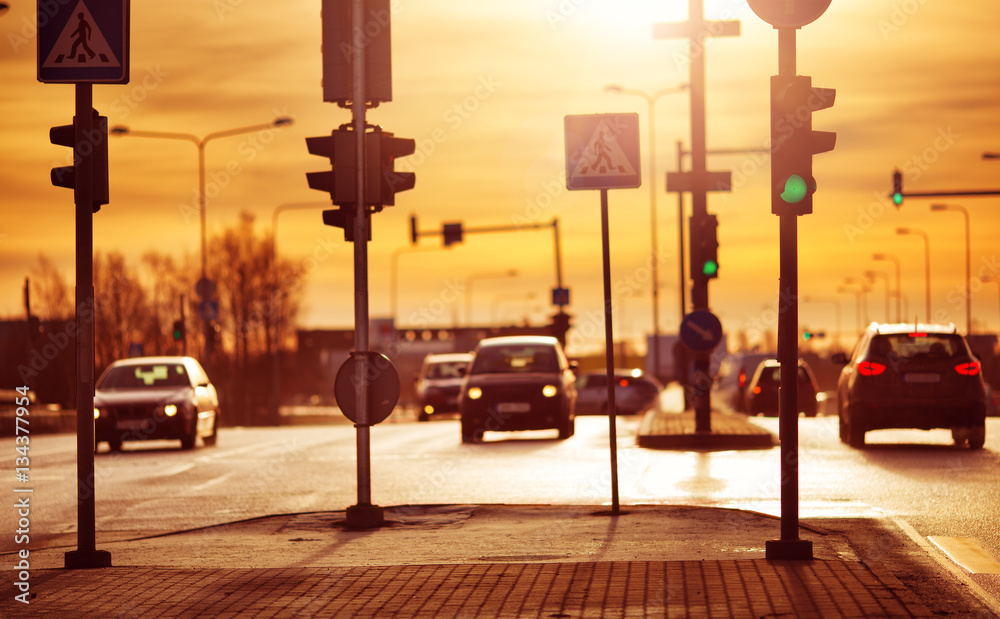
[459,335,577,443]
[743,359,819,417]
[574,370,662,415]
[414,352,473,421]
[833,323,986,449]
[711,352,774,413]
[94,356,220,452]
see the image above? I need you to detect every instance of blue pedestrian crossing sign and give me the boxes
[38,0,129,84]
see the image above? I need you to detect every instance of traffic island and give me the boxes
[636,407,775,451]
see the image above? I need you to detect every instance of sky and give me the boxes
[1,0,999,357]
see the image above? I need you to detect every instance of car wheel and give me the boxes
[460,417,478,444]
[848,419,865,448]
[203,414,218,447]
[106,436,123,452]
[180,416,198,450]
[418,412,429,422]
[558,415,575,440]
[968,425,986,450]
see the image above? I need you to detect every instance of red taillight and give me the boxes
[618,378,630,387]
[955,361,981,376]
[858,361,886,376]
[753,386,761,394]
[738,369,747,389]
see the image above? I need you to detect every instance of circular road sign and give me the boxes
[680,310,723,353]
[335,352,400,425]
[747,0,832,28]
[195,277,217,300]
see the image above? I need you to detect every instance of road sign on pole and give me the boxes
[564,114,641,190]
[38,0,130,84]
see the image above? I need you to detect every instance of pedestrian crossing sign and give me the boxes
[564,113,641,190]
[38,0,129,84]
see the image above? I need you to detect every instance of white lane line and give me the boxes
[929,536,1000,574]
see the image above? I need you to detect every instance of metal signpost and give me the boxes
[38,0,130,569]
[748,0,835,561]
[565,112,641,515]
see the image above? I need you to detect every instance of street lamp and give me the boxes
[603,82,687,381]
[981,274,1000,333]
[111,116,294,361]
[491,291,538,324]
[802,295,842,351]
[895,227,931,323]
[465,269,518,326]
[930,204,971,333]
[864,270,891,324]
[872,253,902,322]
[837,279,870,334]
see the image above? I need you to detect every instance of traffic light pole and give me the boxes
[65,83,112,569]
[346,0,382,529]
[767,26,811,562]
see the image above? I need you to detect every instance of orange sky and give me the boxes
[2,0,1000,356]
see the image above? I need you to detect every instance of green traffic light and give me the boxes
[780,174,808,204]
[802,331,812,341]
[702,260,718,277]
[892,192,903,206]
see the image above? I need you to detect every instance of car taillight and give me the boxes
[753,386,761,394]
[738,369,747,389]
[858,361,886,376]
[954,361,981,376]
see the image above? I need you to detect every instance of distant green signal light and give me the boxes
[892,192,903,206]
[780,174,808,204]
[702,260,718,276]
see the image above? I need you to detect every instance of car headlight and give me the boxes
[468,387,482,400]
[93,407,102,420]
[542,385,558,398]
[163,404,178,417]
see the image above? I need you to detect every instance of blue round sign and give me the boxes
[680,311,723,353]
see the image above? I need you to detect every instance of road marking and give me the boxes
[929,536,1000,574]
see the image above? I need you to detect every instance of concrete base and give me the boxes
[345,504,385,529]
[64,549,112,569]
[765,539,814,561]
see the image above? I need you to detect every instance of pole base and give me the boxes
[65,549,112,569]
[345,504,385,529]
[765,539,813,561]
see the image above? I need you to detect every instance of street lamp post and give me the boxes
[111,117,293,363]
[465,270,518,326]
[981,275,1000,333]
[895,227,931,323]
[837,280,869,334]
[864,270,891,324]
[802,295,842,351]
[930,204,971,333]
[603,83,687,381]
[872,253,902,322]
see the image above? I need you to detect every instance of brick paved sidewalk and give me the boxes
[11,558,934,618]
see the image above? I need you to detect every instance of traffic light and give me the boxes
[172,319,185,342]
[770,74,836,216]
[409,215,419,245]
[322,206,370,243]
[689,214,719,280]
[442,222,463,247]
[550,311,571,345]
[50,110,109,212]
[305,128,356,205]
[366,126,415,206]
[891,169,903,207]
[321,0,392,107]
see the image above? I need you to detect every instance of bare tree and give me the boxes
[29,254,73,319]
[93,251,150,372]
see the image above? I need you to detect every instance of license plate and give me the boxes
[904,373,940,383]
[497,402,531,413]
[117,419,148,431]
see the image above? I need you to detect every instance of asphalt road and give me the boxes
[3,413,999,603]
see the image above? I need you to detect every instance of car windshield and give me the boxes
[98,363,191,390]
[871,333,963,360]
[427,361,467,380]
[471,345,559,374]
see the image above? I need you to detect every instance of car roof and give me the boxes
[476,335,559,348]
[107,356,200,367]
[424,353,473,363]
[869,322,958,335]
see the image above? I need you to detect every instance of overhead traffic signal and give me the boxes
[50,110,109,212]
[442,222,463,247]
[367,126,415,206]
[690,214,719,280]
[770,74,836,216]
[891,169,903,207]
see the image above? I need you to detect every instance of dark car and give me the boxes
[711,352,774,413]
[575,370,662,415]
[744,359,819,417]
[833,323,986,449]
[94,356,220,452]
[459,336,576,443]
[414,352,472,421]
